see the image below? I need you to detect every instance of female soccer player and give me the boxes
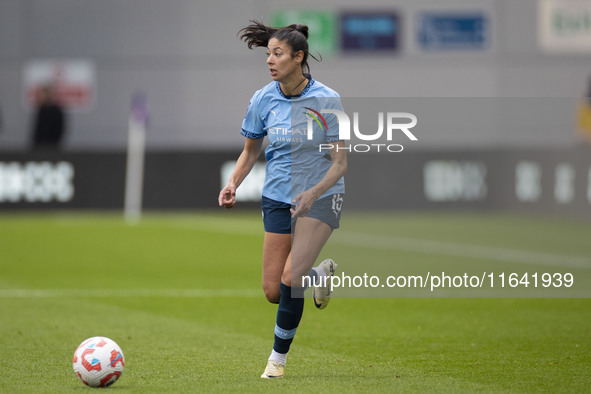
[218,20,346,379]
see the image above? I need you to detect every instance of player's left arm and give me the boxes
[291,140,347,217]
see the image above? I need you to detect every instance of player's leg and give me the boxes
[262,217,334,378]
[261,196,342,378]
[302,193,343,309]
[261,252,298,378]
[276,217,334,356]
[260,197,294,378]
[260,196,293,303]
[262,232,291,303]
[282,216,333,288]
[285,216,338,308]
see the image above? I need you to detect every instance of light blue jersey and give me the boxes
[241,78,345,204]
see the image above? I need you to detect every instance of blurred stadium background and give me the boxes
[1,2,591,391]
[0,0,590,216]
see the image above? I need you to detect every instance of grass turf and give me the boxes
[0,211,589,393]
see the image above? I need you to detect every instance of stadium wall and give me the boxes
[1,0,590,151]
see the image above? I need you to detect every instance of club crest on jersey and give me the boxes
[304,107,329,134]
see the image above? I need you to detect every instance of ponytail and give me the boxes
[238,20,277,49]
[238,20,320,74]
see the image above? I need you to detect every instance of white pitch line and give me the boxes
[0,288,262,298]
[331,232,591,270]
[2,288,587,299]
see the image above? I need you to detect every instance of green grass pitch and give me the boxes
[0,211,590,393]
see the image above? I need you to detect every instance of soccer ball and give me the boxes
[72,336,125,387]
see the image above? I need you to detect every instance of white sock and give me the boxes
[303,266,325,290]
[268,349,287,365]
[311,266,326,278]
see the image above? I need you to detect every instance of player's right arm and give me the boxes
[218,137,264,208]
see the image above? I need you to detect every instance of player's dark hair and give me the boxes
[238,20,320,75]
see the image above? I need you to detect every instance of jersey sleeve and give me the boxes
[240,91,266,140]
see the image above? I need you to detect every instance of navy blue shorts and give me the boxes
[261,194,344,234]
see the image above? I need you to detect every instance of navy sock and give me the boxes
[273,282,305,354]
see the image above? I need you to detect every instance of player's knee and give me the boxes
[265,292,280,304]
[280,272,292,287]
[263,285,280,304]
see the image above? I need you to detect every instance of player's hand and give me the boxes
[218,183,236,209]
[291,190,318,218]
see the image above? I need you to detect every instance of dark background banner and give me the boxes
[1,148,590,219]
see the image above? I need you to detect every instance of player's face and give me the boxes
[266,38,302,82]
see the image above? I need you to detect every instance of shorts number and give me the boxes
[331,194,343,217]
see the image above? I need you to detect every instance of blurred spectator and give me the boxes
[31,84,67,150]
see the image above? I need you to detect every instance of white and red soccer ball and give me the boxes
[73,336,125,387]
